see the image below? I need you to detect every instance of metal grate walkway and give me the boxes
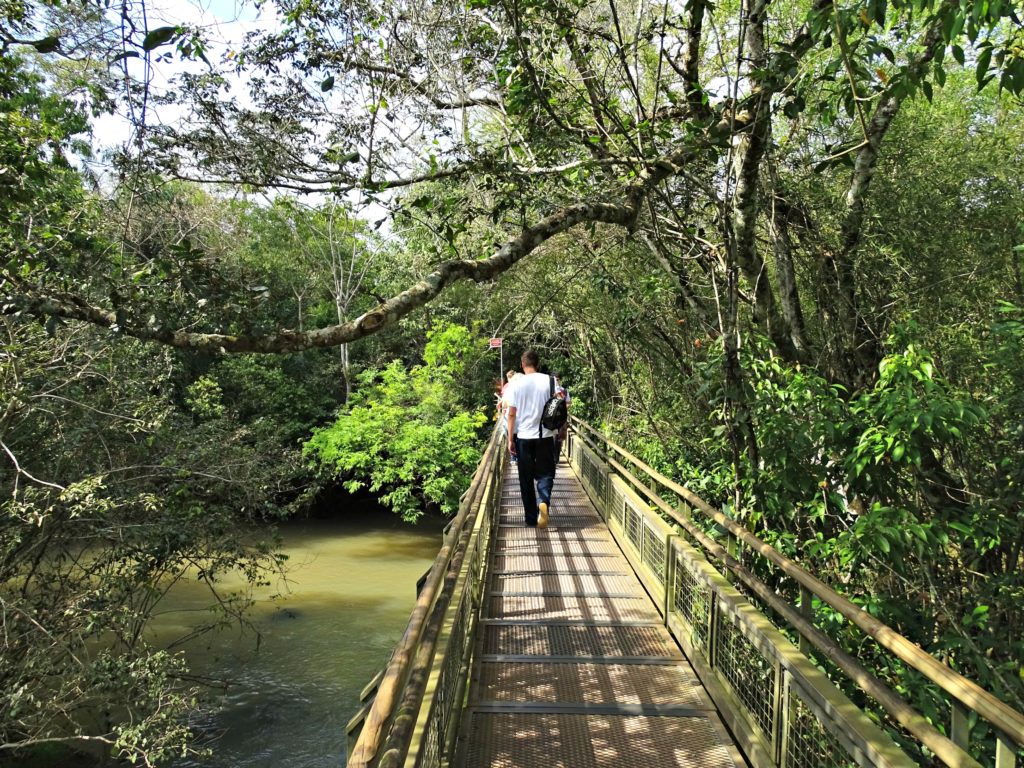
[455,457,746,768]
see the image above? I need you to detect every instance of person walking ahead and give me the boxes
[506,350,563,528]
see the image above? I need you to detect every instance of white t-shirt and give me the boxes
[508,372,563,439]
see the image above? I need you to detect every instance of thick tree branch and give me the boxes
[7,203,631,352]
[768,190,811,357]
[824,0,955,381]
[665,0,711,118]
[728,0,802,361]
[9,108,752,353]
[839,0,955,253]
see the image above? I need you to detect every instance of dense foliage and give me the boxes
[305,323,490,520]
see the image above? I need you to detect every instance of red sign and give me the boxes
[488,337,502,348]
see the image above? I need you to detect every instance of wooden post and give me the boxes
[799,585,813,655]
[996,730,1017,768]
[725,530,739,585]
[951,700,970,751]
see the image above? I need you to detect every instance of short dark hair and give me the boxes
[521,349,539,368]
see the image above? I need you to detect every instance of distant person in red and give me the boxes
[505,350,563,528]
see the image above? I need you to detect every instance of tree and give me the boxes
[0,318,297,764]
[7,0,1021,369]
[304,323,490,521]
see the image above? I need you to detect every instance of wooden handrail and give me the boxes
[571,416,1024,748]
[376,429,501,768]
[348,426,501,768]
[571,426,980,768]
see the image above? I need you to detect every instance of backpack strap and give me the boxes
[541,375,554,439]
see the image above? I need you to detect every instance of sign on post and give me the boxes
[489,338,504,381]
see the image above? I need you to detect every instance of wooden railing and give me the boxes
[346,424,505,768]
[345,417,1024,768]
[569,416,1024,768]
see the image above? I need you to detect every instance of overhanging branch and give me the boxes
[7,111,746,353]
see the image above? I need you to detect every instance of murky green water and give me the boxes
[155,513,445,768]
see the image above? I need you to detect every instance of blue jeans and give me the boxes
[516,437,556,525]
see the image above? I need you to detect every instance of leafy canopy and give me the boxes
[304,323,489,520]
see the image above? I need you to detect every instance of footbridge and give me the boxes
[346,418,1024,768]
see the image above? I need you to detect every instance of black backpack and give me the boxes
[540,375,568,434]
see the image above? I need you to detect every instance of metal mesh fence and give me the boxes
[610,484,625,528]
[413,443,500,768]
[715,613,778,740]
[643,523,666,583]
[673,554,712,654]
[785,687,859,768]
[579,446,609,512]
[439,576,473,763]
[625,504,643,552]
[418,710,440,768]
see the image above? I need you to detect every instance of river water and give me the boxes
[153,512,445,768]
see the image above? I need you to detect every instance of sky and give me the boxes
[88,0,281,173]
[86,0,397,221]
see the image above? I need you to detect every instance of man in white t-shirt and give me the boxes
[506,349,564,528]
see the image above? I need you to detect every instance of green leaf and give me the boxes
[321,75,335,91]
[869,0,887,26]
[142,26,178,52]
[110,50,141,64]
[32,35,60,53]
[976,46,992,89]
[952,45,965,65]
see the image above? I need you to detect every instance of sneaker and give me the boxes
[538,502,549,529]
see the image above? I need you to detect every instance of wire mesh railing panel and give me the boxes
[417,541,477,768]
[412,587,477,766]
[625,502,643,552]
[672,553,712,654]
[391,430,504,768]
[784,685,859,768]
[715,612,778,741]
[471,531,486,603]
[581,444,609,509]
[643,522,666,584]
[610,482,625,528]
[417,715,440,768]
[580,450,594,496]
